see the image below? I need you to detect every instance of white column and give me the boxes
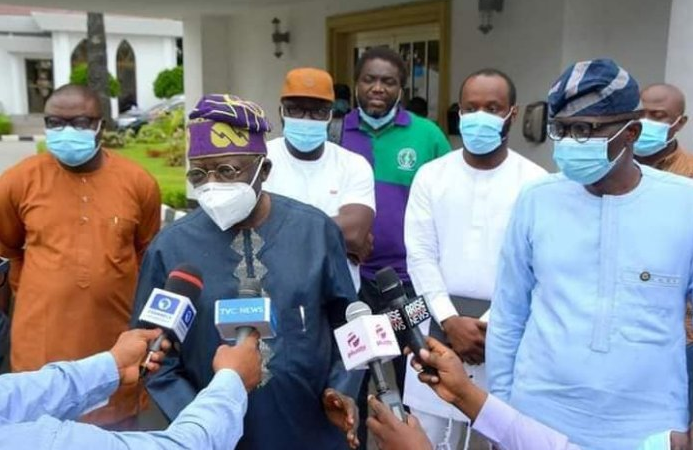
[162,37,177,68]
[9,54,27,115]
[51,32,73,88]
[665,0,693,150]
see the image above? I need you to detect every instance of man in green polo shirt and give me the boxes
[339,46,450,448]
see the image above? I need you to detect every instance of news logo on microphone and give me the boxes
[153,294,179,314]
[334,313,400,370]
[215,297,277,341]
[182,305,195,327]
[404,297,431,326]
[385,309,407,332]
[139,288,197,342]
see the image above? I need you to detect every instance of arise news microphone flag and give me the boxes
[376,266,437,376]
[137,263,203,378]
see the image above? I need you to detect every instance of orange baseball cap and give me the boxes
[281,68,335,102]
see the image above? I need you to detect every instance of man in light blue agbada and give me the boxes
[486,59,693,450]
[0,328,262,450]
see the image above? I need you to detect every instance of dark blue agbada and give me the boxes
[131,194,358,450]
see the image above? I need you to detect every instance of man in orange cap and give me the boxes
[265,68,375,290]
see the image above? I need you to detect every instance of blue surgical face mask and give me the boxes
[357,91,402,130]
[634,117,679,157]
[458,110,511,155]
[553,121,632,185]
[282,112,330,153]
[358,105,398,130]
[45,124,101,167]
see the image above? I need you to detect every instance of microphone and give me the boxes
[137,264,203,377]
[376,267,437,375]
[215,276,276,343]
[335,301,406,421]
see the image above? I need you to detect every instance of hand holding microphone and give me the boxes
[366,395,433,450]
[109,328,171,386]
[215,274,276,389]
[213,330,263,392]
[410,336,487,421]
[137,264,203,378]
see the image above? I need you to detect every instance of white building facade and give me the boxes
[6,0,693,169]
[0,6,181,117]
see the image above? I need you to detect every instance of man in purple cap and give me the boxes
[486,59,693,450]
[131,94,361,450]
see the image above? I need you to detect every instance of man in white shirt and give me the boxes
[403,68,546,449]
[265,67,375,289]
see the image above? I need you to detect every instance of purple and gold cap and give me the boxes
[187,94,272,159]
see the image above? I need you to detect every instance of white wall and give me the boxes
[189,0,676,170]
[196,0,564,167]
[561,0,671,86]
[211,0,420,139]
[450,0,565,168]
[51,31,178,112]
[665,0,693,150]
[109,34,178,110]
[0,35,52,114]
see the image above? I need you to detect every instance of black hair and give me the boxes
[354,47,408,87]
[460,68,517,105]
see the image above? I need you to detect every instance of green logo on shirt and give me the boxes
[397,148,417,171]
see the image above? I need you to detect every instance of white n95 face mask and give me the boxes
[195,159,263,231]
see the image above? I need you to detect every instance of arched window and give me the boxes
[71,39,88,68]
[116,40,137,113]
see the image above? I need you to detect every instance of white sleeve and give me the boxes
[342,153,376,211]
[404,166,457,324]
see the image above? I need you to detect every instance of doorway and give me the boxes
[353,24,440,120]
[326,1,450,126]
[116,40,137,113]
[25,59,54,114]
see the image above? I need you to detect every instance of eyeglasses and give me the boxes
[282,106,332,121]
[44,116,102,131]
[186,157,262,185]
[548,117,635,143]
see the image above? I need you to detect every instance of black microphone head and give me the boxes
[375,267,406,305]
[164,263,203,303]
